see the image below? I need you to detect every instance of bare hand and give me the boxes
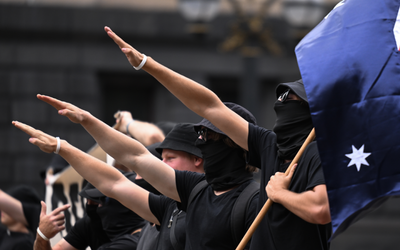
[104,26,145,68]
[266,164,297,203]
[12,121,61,154]
[38,201,70,239]
[37,94,89,124]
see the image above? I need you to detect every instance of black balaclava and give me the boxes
[196,139,253,191]
[96,197,145,241]
[273,100,313,160]
[85,204,99,219]
[85,204,111,247]
[80,171,148,241]
[193,102,257,191]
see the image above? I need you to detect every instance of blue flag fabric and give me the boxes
[295,0,400,239]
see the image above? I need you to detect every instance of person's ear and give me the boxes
[193,156,203,168]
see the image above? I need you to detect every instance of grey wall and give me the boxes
[0,3,299,196]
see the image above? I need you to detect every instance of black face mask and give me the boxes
[96,197,143,241]
[85,204,99,219]
[85,203,110,242]
[196,139,253,191]
[273,100,313,160]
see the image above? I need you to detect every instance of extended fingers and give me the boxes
[53,212,66,223]
[12,121,37,137]
[13,121,57,153]
[52,204,71,216]
[40,201,47,216]
[104,26,129,49]
[37,94,67,111]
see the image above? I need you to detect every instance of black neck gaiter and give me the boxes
[85,204,110,245]
[273,100,313,160]
[196,139,253,191]
[96,197,144,241]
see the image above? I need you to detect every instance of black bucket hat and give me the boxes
[7,185,41,205]
[79,171,136,203]
[193,102,257,136]
[275,79,308,103]
[156,123,202,158]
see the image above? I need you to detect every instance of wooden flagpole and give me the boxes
[236,128,316,250]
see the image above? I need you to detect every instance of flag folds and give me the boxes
[295,0,400,239]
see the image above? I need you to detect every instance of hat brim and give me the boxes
[275,79,308,103]
[156,140,203,158]
[193,102,257,136]
[193,118,225,136]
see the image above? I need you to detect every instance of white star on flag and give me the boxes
[345,145,371,171]
[395,6,400,50]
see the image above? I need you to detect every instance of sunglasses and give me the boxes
[278,89,290,102]
[197,127,208,142]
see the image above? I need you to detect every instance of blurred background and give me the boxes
[0,0,398,249]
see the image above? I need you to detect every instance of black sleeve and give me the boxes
[175,170,205,211]
[64,216,91,250]
[304,142,325,190]
[148,193,176,225]
[247,123,276,170]
[8,238,33,250]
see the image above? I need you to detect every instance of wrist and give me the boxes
[133,54,147,70]
[80,110,92,126]
[37,227,49,241]
[126,119,135,137]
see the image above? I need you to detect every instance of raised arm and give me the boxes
[12,119,178,222]
[32,94,177,201]
[104,26,250,150]
[0,190,27,226]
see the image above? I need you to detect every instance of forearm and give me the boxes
[80,112,148,165]
[0,190,28,225]
[58,139,126,199]
[142,58,250,149]
[128,120,165,146]
[143,58,221,117]
[59,141,172,222]
[273,187,331,224]
[77,113,178,199]
[59,135,179,202]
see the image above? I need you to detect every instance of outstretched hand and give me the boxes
[38,201,70,239]
[104,26,145,68]
[12,121,60,154]
[37,94,89,124]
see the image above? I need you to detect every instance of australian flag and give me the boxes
[295,0,400,239]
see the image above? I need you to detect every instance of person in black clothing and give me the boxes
[135,122,205,250]
[19,120,204,250]
[34,169,159,250]
[13,94,260,249]
[99,26,331,249]
[0,185,41,250]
